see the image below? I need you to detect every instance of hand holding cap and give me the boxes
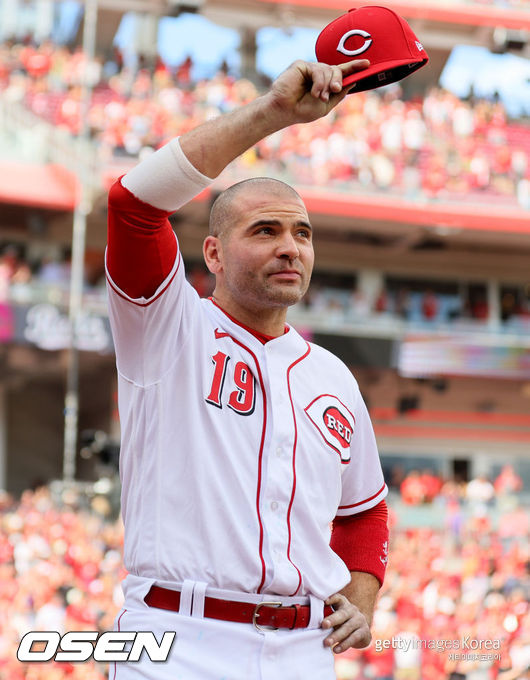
[316,5,429,93]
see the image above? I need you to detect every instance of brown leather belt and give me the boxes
[145,585,333,631]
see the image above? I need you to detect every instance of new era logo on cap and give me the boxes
[315,5,429,93]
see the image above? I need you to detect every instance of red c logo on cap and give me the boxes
[337,29,372,57]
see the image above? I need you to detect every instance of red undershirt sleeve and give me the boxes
[330,499,389,587]
[106,178,177,299]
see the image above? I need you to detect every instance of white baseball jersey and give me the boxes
[106,139,387,602]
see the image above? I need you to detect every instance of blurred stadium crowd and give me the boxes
[2,242,530,332]
[0,487,122,680]
[0,476,527,680]
[0,40,529,207]
[398,465,523,505]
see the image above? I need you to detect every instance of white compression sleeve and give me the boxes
[121,137,214,212]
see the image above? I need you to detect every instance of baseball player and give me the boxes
[106,58,389,680]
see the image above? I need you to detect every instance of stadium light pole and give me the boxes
[62,0,98,485]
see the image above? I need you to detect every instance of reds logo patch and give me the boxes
[337,29,373,57]
[304,395,355,463]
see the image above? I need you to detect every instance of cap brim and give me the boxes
[342,57,428,93]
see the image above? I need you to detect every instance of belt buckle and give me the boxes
[253,601,283,632]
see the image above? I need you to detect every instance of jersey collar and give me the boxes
[205,297,308,355]
[207,297,289,344]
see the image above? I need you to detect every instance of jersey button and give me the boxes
[270,501,279,511]
[276,447,282,457]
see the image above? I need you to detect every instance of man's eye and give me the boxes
[297,230,311,239]
[257,227,273,235]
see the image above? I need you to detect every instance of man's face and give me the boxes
[209,187,314,313]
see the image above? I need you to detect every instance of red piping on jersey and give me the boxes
[209,297,289,343]
[112,608,127,680]
[304,393,356,463]
[338,482,387,510]
[285,341,312,596]
[106,251,182,308]
[213,328,268,593]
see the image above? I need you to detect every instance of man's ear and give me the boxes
[203,235,223,275]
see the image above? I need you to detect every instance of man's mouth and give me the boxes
[268,269,301,281]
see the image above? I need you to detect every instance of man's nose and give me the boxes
[277,232,300,259]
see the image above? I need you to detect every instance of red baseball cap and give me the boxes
[315,5,429,93]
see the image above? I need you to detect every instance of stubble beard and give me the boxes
[227,268,309,312]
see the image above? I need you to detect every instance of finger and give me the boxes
[325,592,347,607]
[323,609,366,643]
[322,593,350,626]
[322,605,355,629]
[338,58,370,78]
[323,617,358,647]
[310,63,343,101]
[319,68,337,102]
[323,612,366,634]
[332,627,372,654]
[310,67,327,100]
[323,612,370,646]
[329,66,343,93]
[327,87,349,108]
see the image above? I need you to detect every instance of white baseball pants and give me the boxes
[110,575,337,680]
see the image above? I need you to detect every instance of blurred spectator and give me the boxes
[350,286,371,318]
[0,246,26,302]
[0,250,15,302]
[498,503,528,549]
[466,475,496,530]
[393,619,422,680]
[494,465,523,497]
[419,470,443,502]
[470,293,489,320]
[176,56,193,85]
[400,470,426,505]
[501,292,518,322]
[395,287,411,319]
[421,289,439,321]
[466,474,495,505]
[34,591,66,632]
[37,255,70,286]
[374,288,389,314]
[399,470,444,505]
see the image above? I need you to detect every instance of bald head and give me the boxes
[209,178,304,239]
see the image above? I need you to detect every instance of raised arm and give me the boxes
[120,58,369,207]
[180,59,369,179]
[107,59,369,298]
